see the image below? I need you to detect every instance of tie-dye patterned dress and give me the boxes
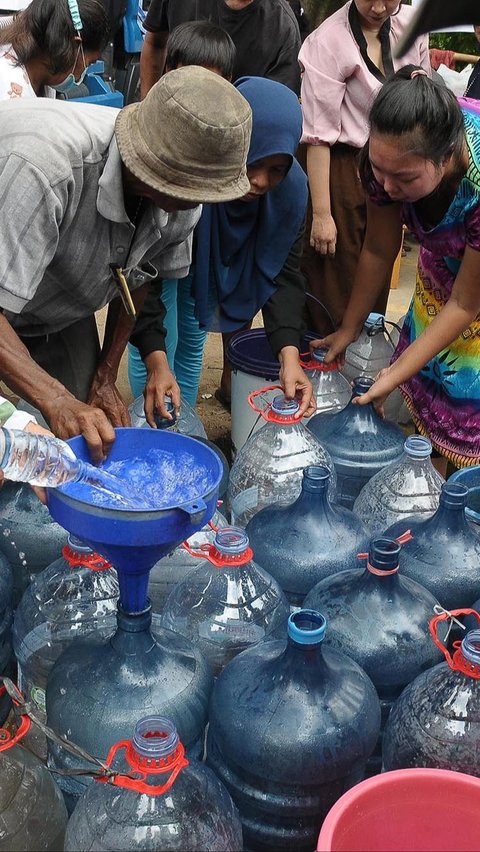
[369,101,480,467]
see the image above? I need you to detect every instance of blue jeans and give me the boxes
[128,275,208,407]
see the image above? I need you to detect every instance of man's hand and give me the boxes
[143,351,181,427]
[45,396,116,464]
[87,370,131,429]
[279,346,316,419]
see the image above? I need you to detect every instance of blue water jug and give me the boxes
[161,527,289,676]
[129,393,207,437]
[449,464,480,530]
[304,538,444,772]
[227,388,336,527]
[383,608,480,775]
[353,436,444,536]
[0,688,68,851]
[246,466,369,605]
[46,604,213,812]
[383,482,480,610]
[64,715,243,851]
[307,377,405,509]
[0,482,67,604]
[207,609,380,851]
[301,349,351,416]
[0,554,13,725]
[13,536,119,722]
[148,510,228,613]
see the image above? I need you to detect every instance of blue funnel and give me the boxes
[47,429,222,613]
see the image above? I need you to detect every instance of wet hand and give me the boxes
[143,351,181,428]
[310,213,337,256]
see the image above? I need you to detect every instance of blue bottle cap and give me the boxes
[271,395,300,417]
[352,376,374,396]
[214,527,249,555]
[404,435,432,458]
[132,716,179,759]
[364,312,385,330]
[312,348,328,364]
[288,610,327,645]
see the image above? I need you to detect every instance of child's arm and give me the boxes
[358,244,480,409]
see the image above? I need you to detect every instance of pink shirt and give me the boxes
[299,2,430,148]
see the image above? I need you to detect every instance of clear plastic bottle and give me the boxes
[161,527,289,676]
[129,394,207,438]
[302,348,351,417]
[0,711,68,851]
[148,510,228,613]
[13,535,119,724]
[227,391,336,527]
[307,376,405,509]
[353,435,444,536]
[342,313,404,422]
[64,716,243,852]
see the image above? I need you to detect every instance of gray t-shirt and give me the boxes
[0,98,200,336]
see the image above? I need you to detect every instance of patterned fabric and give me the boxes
[385,102,480,466]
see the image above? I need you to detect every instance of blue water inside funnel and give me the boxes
[60,449,212,511]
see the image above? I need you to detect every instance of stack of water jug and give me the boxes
[2,311,480,852]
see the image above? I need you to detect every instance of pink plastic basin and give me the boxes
[317,768,480,852]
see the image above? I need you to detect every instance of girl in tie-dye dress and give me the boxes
[313,66,480,472]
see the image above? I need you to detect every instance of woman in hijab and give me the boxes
[129,75,314,420]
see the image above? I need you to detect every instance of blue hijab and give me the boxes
[193,76,308,331]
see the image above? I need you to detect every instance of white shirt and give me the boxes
[0,44,55,100]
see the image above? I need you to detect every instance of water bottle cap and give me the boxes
[312,348,328,364]
[214,527,249,554]
[368,538,401,573]
[288,610,327,645]
[352,376,374,396]
[364,312,385,331]
[439,481,468,508]
[154,397,177,430]
[404,435,432,458]
[271,395,300,417]
[132,716,179,759]
[302,465,330,492]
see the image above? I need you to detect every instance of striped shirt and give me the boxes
[0,98,201,336]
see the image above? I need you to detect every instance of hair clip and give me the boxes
[67,0,83,32]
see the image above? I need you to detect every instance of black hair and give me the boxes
[165,21,236,80]
[0,0,109,74]
[368,64,465,166]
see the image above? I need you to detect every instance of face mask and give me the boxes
[51,65,88,93]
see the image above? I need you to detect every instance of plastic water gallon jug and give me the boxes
[383,482,480,610]
[207,610,381,852]
[0,482,67,604]
[383,609,480,775]
[301,349,351,416]
[449,464,480,530]
[353,436,444,536]
[0,556,13,726]
[227,388,336,528]
[13,536,119,723]
[148,510,228,613]
[64,715,243,851]
[342,312,404,423]
[246,466,369,605]
[46,604,213,811]
[307,377,405,509]
[0,687,68,851]
[304,538,444,772]
[129,393,207,438]
[161,527,289,676]
[317,768,480,852]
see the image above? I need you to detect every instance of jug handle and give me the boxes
[429,608,480,668]
[0,680,31,750]
[97,739,189,796]
[247,385,283,419]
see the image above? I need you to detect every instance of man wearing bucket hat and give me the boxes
[0,66,251,461]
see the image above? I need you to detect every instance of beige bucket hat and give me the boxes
[115,65,252,203]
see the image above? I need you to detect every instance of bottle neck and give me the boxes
[428,497,470,534]
[294,466,333,515]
